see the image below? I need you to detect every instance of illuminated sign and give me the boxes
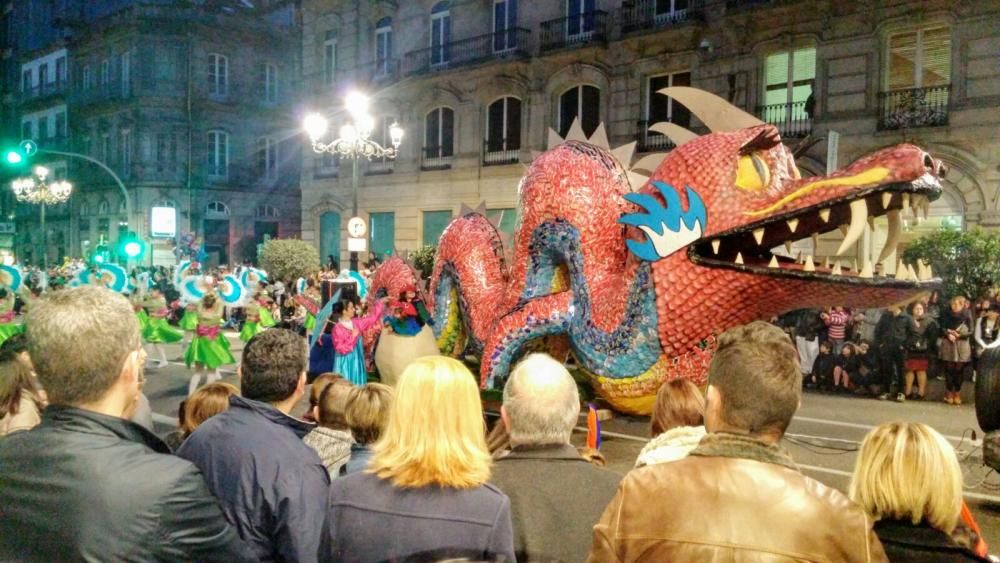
[150,206,176,238]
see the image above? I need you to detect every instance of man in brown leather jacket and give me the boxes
[588,321,888,562]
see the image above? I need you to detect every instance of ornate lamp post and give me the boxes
[11,165,73,268]
[304,91,403,271]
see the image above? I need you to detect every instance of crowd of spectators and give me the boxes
[0,285,993,562]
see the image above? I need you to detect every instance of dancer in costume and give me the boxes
[0,289,22,348]
[141,286,184,368]
[296,278,321,334]
[375,284,439,386]
[239,290,276,343]
[185,292,235,395]
[331,297,386,385]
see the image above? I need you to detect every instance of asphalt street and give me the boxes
[142,333,1000,549]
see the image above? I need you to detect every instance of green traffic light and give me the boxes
[4,151,22,165]
[123,241,142,258]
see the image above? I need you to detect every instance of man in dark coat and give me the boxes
[0,286,252,561]
[874,305,915,402]
[179,329,330,562]
[490,353,621,563]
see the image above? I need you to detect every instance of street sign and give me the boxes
[19,139,37,157]
[150,206,177,238]
[347,237,367,252]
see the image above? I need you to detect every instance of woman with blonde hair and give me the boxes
[635,379,706,467]
[0,353,45,436]
[850,422,989,561]
[180,382,239,439]
[321,356,514,561]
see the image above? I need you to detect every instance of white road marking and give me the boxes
[793,415,980,446]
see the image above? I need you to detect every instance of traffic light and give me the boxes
[117,232,145,261]
[3,140,36,169]
[4,149,22,165]
[90,244,110,265]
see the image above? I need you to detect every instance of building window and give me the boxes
[79,200,90,216]
[256,136,278,180]
[54,112,66,139]
[21,121,32,140]
[493,0,518,52]
[887,26,951,90]
[156,132,178,171]
[315,152,340,178]
[567,0,596,37]
[375,18,392,77]
[323,33,337,87]
[100,59,110,86]
[82,65,91,90]
[422,210,452,246]
[261,63,278,103]
[98,200,110,215]
[208,53,228,97]
[120,51,131,97]
[21,69,30,92]
[37,116,48,140]
[55,56,66,86]
[205,201,230,218]
[120,130,132,177]
[485,96,521,162]
[255,205,279,219]
[487,208,517,235]
[559,84,600,137]
[369,212,395,258]
[424,107,455,160]
[647,72,691,127]
[207,130,229,178]
[764,48,815,111]
[101,133,111,164]
[38,63,48,88]
[430,1,451,66]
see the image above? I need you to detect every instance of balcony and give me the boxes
[540,11,608,53]
[620,1,699,35]
[365,158,394,175]
[635,121,677,153]
[878,85,950,131]
[756,101,812,138]
[422,146,452,171]
[19,79,69,102]
[483,140,519,166]
[72,81,134,108]
[135,160,185,183]
[403,28,530,76]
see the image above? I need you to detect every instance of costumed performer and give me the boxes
[141,286,184,368]
[0,265,27,347]
[239,289,275,342]
[331,296,386,385]
[375,284,439,386]
[184,292,235,395]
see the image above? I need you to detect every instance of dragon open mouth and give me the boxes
[689,174,943,287]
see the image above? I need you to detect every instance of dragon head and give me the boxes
[624,88,945,359]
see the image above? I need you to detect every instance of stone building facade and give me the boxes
[300,0,1000,270]
[5,1,302,267]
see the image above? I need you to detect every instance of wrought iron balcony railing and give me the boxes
[20,79,69,102]
[483,139,520,166]
[635,121,677,153]
[756,101,812,138]
[72,80,134,107]
[365,158,394,175]
[403,28,530,76]
[878,85,950,130]
[540,11,608,53]
[422,146,453,170]
[620,1,698,34]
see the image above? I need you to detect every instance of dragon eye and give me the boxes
[735,153,771,192]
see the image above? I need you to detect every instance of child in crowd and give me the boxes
[853,341,879,396]
[833,342,859,392]
[341,382,394,476]
[810,341,837,390]
[304,378,356,478]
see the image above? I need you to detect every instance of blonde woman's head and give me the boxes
[369,356,491,489]
[182,382,239,436]
[849,422,963,533]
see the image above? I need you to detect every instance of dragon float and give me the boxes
[369,87,945,414]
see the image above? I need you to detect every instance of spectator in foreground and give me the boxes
[0,352,45,436]
[850,422,989,562]
[304,377,355,478]
[490,353,621,563]
[341,382,393,475]
[322,356,514,562]
[635,378,706,467]
[179,329,330,563]
[0,286,251,561]
[589,321,887,562]
[181,382,239,439]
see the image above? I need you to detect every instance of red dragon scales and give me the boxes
[390,87,945,415]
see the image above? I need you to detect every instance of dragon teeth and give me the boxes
[711,239,721,254]
[908,264,918,280]
[876,209,902,265]
[881,192,893,209]
[735,252,744,265]
[859,260,874,279]
[769,255,780,269]
[786,218,799,233]
[803,255,816,272]
[838,224,849,236]
[753,228,765,245]
[896,263,910,280]
[902,193,910,211]
[832,262,842,276]
[819,208,831,223]
[836,199,868,257]
[784,241,793,254]
[867,216,876,232]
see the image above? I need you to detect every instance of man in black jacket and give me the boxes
[874,305,915,402]
[0,286,252,561]
[178,328,330,562]
[490,353,621,563]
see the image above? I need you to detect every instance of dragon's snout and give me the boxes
[924,153,948,179]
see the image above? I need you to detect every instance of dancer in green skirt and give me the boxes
[184,293,234,395]
[0,289,23,348]
[141,287,183,368]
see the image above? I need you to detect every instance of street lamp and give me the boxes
[11,165,73,269]
[305,90,403,271]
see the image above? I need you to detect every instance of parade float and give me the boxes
[381,87,947,415]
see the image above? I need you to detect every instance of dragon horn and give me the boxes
[658,86,764,132]
[649,122,700,146]
[792,135,826,159]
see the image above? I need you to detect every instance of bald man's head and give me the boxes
[502,354,581,447]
